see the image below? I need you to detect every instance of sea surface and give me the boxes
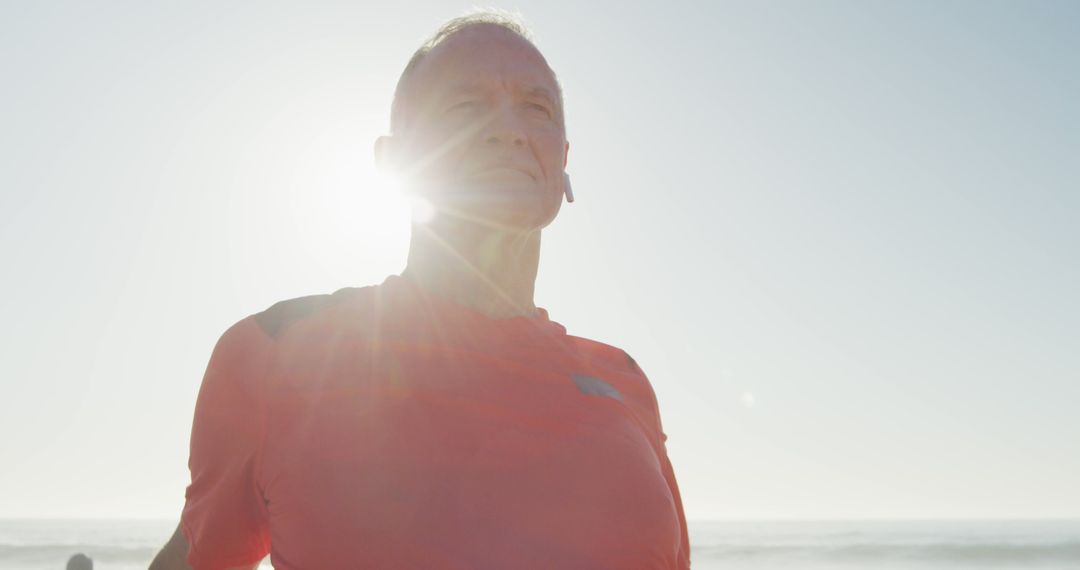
[1,518,1078,569]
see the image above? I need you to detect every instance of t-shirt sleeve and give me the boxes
[181,316,272,570]
[655,403,692,570]
[633,356,692,570]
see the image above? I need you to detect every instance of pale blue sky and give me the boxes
[1,1,1077,520]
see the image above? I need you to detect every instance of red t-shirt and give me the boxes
[181,274,690,569]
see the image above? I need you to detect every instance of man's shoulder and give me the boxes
[566,335,647,377]
[566,335,665,440]
[251,285,375,340]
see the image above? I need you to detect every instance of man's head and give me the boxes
[376,12,570,232]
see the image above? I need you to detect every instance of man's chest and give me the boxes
[256,345,681,568]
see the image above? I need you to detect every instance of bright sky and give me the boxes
[2,1,1077,521]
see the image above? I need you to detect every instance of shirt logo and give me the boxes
[570,374,623,402]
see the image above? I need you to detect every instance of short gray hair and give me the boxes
[389,10,563,134]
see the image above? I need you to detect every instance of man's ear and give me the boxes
[563,140,570,169]
[374,135,396,174]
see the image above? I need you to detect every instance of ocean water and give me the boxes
[689,519,1080,570]
[1,518,1078,569]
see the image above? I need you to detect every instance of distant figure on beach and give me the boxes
[66,553,92,570]
[149,10,689,570]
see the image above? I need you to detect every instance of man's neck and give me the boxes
[403,217,541,320]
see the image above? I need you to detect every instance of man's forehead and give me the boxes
[412,25,559,94]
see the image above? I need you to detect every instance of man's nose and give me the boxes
[482,105,526,147]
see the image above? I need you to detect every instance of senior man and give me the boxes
[150,12,689,570]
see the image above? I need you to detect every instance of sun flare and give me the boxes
[285,134,414,271]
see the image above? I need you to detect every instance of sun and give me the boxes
[285,130,414,273]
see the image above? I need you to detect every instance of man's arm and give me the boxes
[148,522,260,570]
[172,317,274,568]
[148,523,192,570]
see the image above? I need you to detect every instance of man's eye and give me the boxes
[526,103,552,118]
[448,101,482,114]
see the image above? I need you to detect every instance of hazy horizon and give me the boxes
[5,516,1080,522]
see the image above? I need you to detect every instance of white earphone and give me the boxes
[563,173,574,203]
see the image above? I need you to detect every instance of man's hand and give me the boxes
[148,522,261,570]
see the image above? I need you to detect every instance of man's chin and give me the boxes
[429,193,558,232]
[407,180,560,231]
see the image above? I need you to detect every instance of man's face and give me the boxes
[394,25,569,231]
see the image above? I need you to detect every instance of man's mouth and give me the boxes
[472,166,537,181]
